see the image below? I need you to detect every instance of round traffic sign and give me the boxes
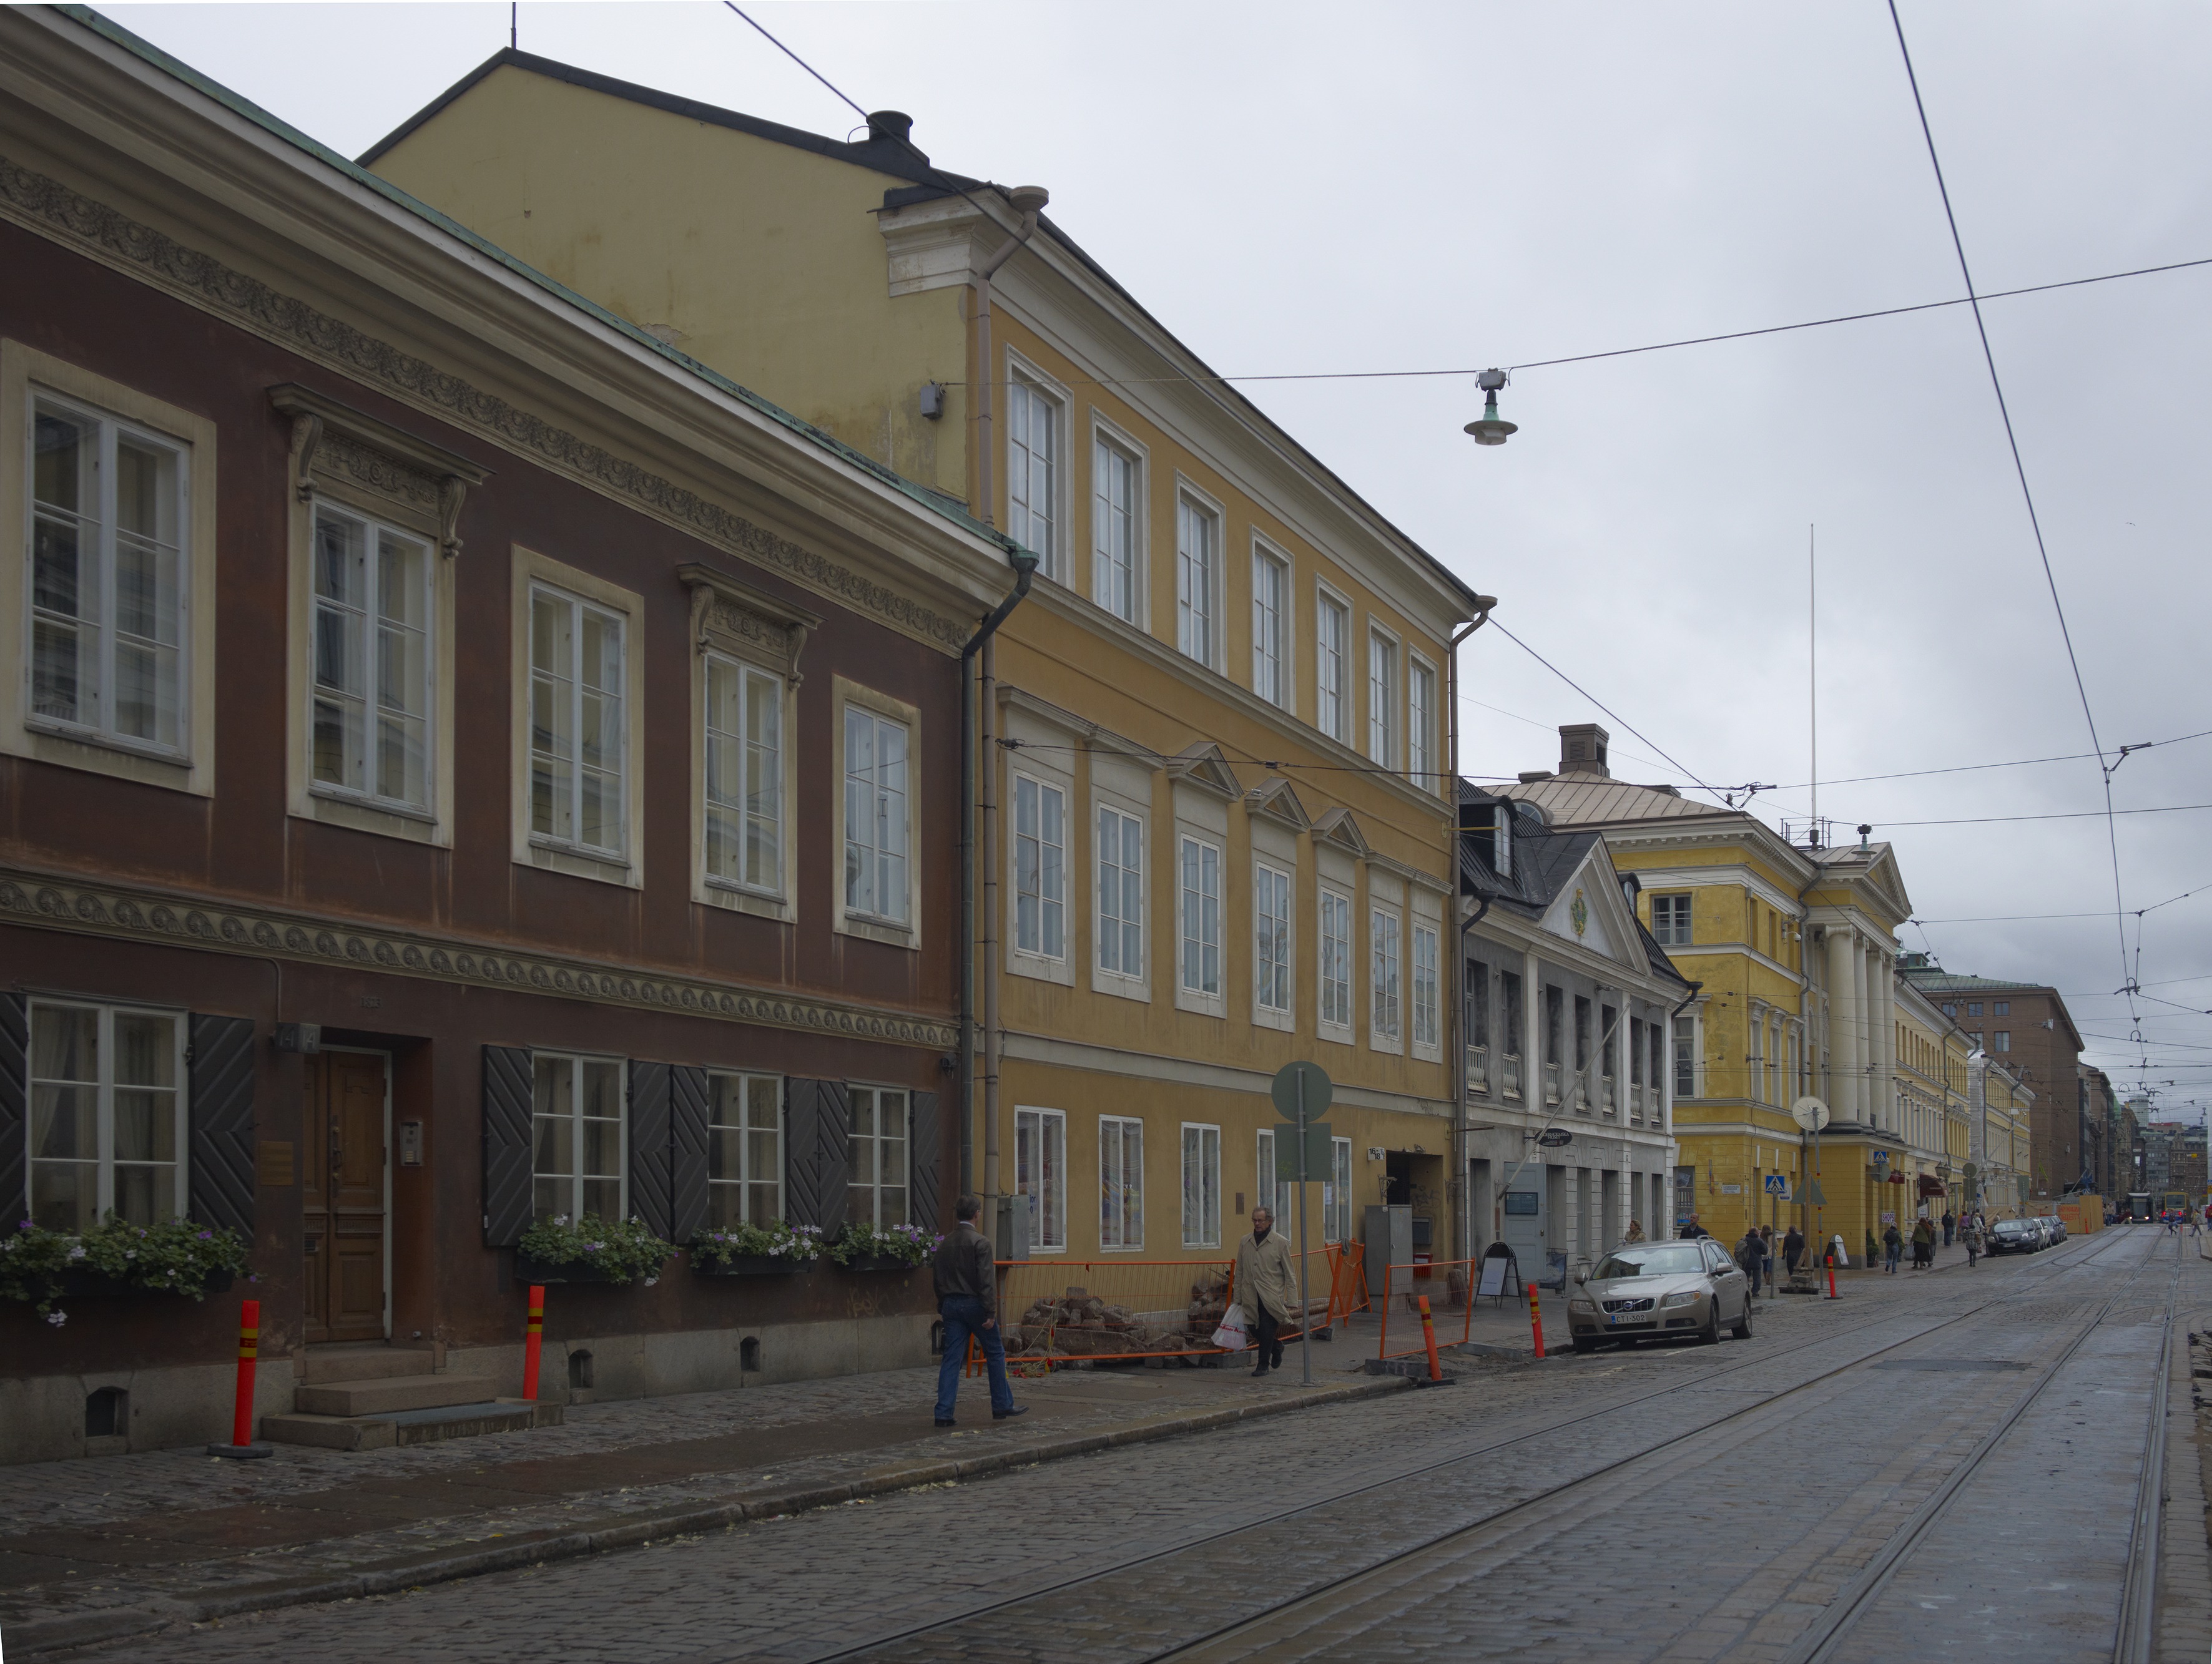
[1791,1095,1831,1132]
[1270,1060,1333,1122]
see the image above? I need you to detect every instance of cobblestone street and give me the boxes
[22,1227,2203,1663]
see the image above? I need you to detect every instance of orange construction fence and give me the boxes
[1375,1258,1478,1361]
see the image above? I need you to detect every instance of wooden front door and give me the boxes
[304,1051,388,1344]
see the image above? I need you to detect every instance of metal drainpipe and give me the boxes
[971,185,1049,534]
[959,555,1037,1204]
[1442,605,1492,1262]
[1455,886,1494,1259]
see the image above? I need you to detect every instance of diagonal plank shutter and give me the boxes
[483,1045,534,1246]
[188,1014,257,1237]
[669,1065,710,1244]
[785,1077,851,1238]
[909,1089,942,1235]
[0,993,26,1225]
[627,1060,673,1238]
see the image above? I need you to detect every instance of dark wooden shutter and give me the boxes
[626,1060,672,1238]
[669,1065,710,1243]
[483,1045,534,1246]
[785,1077,850,1236]
[188,1014,257,1237]
[909,1089,942,1234]
[0,993,26,1225]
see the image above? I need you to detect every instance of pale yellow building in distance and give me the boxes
[1974,1057,2033,1220]
[1894,977,1974,1225]
[370,56,1488,1263]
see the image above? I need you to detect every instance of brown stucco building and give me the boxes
[0,9,1024,1462]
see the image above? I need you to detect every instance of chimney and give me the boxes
[1558,723,1610,779]
[866,110,913,144]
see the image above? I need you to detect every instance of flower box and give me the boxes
[516,1255,632,1286]
[837,1253,923,1274]
[56,1268,235,1299]
[692,1255,818,1278]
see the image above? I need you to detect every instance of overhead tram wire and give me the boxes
[1887,0,2135,1022]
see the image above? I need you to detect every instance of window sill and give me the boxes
[524,839,637,888]
[303,788,445,846]
[1172,986,1227,1019]
[700,879,793,923]
[1091,969,1151,1004]
[1369,1035,1405,1057]
[1411,1043,1443,1065]
[837,913,917,950]
[1317,1024,1355,1048]
[1253,1004,1294,1034]
[1008,949,1075,987]
[19,722,204,795]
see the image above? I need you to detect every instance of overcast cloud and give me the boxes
[103,1,2212,1113]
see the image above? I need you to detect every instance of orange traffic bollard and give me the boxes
[1826,1261,1840,1300]
[207,1297,271,1458]
[523,1285,545,1400]
[1527,1281,1546,1359]
[1417,1294,1442,1382]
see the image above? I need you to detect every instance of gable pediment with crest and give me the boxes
[1538,841,1652,974]
[1164,741,1242,800]
[1246,776,1312,832]
[1310,807,1372,859]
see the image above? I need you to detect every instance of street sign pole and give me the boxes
[1297,1066,1312,1387]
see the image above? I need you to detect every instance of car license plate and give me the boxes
[1609,1313,1631,1325]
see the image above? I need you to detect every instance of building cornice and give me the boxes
[0,863,956,1050]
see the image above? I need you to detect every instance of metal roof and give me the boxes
[1496,775,1733,826]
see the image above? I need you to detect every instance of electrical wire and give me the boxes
[1485,620,1720,798]
[721,2,868,122]
[1762,728,2212,794]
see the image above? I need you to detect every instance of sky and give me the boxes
[101,1,2212,1118]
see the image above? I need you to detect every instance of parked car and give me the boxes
[2044,1215,2066,1242]
[1987,1218,2040,1254]
[1566,1238,1753,1353]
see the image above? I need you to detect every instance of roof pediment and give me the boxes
[1537,841,1656,977]
[1164,741,1242,800]
[1245,776,1312,831]
[1310,807,1372,858]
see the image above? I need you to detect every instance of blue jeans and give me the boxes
[935,1296,1015,1420]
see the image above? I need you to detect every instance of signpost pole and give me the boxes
[1297,1068,1312,1387]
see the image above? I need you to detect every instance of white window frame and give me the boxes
[1673,1011,1701,1099]
[1315,585,1350,743]
[531,1050,627,1223]
[1327,1135,1353,1244]
[1408,653,1437,790]
[528,581,629,862]
[833,677,922,947]
[1091,424,1143,624]
[1371,905,1403,1049]
[701,652,786,902]
[1255,858,1292,1020]
[846,1084,910,1230]
[509,549,644,888]
[1412,922,1440,1052]
[1011,771,1067,963]
[1015,1105,1067,1253]
[1368,626,1399,768]
[1099,1113,1144,1250]
[1,344,218,796]
[23,997,187,1230]
[1175,487,1222,671]
[307,501,436,819]
[1251,541,1290,708]
[1096,802,1146,989]
[1181,1122,1221,1248]
[704,1069,784,1226]
[1178,833,1223,1004]
[1006,366,1063,582]
[1319,885,1354,1040]
[1651,892,1693,947]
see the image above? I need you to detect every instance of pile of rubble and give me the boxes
[1004,1276,1233,1365]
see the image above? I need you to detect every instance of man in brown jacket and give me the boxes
[931,1194,1023,1427]
[1233,1206,1299,1378]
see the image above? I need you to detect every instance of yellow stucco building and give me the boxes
[370,54,1487,1264]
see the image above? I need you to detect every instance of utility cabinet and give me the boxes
[1364,1203,1411,1299]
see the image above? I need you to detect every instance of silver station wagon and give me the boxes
[1565,1238,1754,1353]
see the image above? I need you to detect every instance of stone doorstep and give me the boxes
[294,1374,500,1417]
[293,1348,439,1386]
[262,1399,563,1452]
[7,1374,1405,1658]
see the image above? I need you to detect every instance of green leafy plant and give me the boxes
[516,1214,675,1285]
[1,1215,252,1323]
[827,1221,943,1268]
[688,1218,824,1266]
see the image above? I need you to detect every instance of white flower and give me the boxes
[124,1250,136,1260]
[46,1310,67,1327]
[67,1245,87,1261]
[644,1276,659,1286]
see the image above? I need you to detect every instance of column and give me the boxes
[1523,948,1543,1116]
[1827,927,1861,1122]
[1872,947,1896,1134]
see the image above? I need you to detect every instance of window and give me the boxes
[26,1000,184,1230]
[1993,1001,2010,1016]
[1967,1002,1982,1018]
[1371,908,1402,1041]
[1179,835,1222,997]
[704,655,782,893]
[1368,630,1398,765]
[1006,374,1058,577]
[29,394,189,753]
[1013,774,1066,959]
[1672,1016,1697,1097]
[1255,861,1291,1013]
[1317,592,1349,741]
[1545,986,1564,1066]
[1328,1137,1353,1244]
[1320,888,1352,1030]
[1574,996,1591,1072]
[311,504,431,813]
[1469,962,1491,1050]
[1412,924,1439,1049]
[705,1071,780,1226]
[533,1054,624,1221]
[1252,548,1288,705]
[1016,1106,1066,1251]
[1099,1115,1144,1249]
[1181,1123,1221,1248]
[846,1086,909,1229]
[843,706,910,924]
[1630,1018,1644,1085]
[1502,971,1524,1056]
[1408,658,1434,788]
[1096,806,1144,979]
[1176,495,1217,667]
[1994,1031,2011,1054]
[1651,893,1691,947]
[1092,436,1139,622]
[1942,1002,1957,1019]
[530,584,627,858]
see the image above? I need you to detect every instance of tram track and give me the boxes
[787,1229,2160,1664]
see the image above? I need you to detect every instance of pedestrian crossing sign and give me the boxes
[1763,1175,1790,1197]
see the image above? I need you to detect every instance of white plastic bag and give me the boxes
[1211,1302,1251,1351]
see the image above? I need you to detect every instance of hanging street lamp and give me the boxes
[1464,368,1518,446]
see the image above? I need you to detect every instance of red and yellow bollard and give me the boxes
[1527,1280,1546,1360]
[207,1297,270,1457]
[522,1285,545,1401]
[1417,1294,1442,1382]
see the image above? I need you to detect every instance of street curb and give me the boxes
[6,1374,1407,1657]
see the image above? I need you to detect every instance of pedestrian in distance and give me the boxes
[1234,1206,1298,1378]
[1759,1225,1776,1294]
[1960,1216,1982,1268]
[1911,1216,1935,1270]
[1624,1218,1646,1243]
[1782,1224,1806,1275]
[930,1193,1025,1428]
[1882,1221,1904,1274]
[1736,1228,1764,1296]
[1942,1208,1955,1246]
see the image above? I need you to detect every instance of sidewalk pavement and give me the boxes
[0,1328,1406,1658]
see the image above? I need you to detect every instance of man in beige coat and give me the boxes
[1233,1206,1299,1377]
